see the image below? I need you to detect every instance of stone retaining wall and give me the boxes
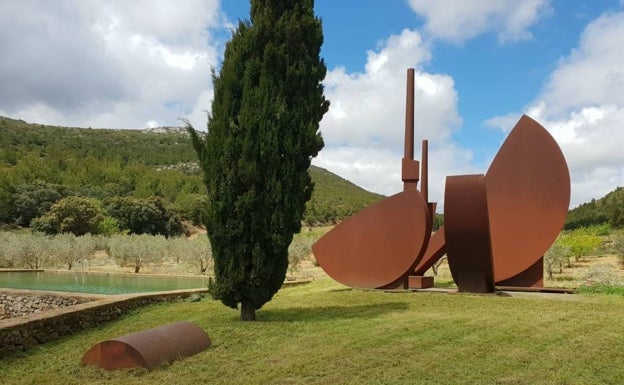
[0,289,207,358]
[1,293,90,320]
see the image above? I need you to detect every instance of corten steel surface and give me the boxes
[444,175,495,293]
[485,115,570,283]
[413,227,446,276]
[408,275,434,289]
[312,67,433,289]
[402,68,420,190]
[421,140,429,204]
[495,257,544,287]
[312,189,431,288]
[81,321,211,370]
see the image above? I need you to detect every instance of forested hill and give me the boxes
[565,186,624,230]
[0,116,383,228]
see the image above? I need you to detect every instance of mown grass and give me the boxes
[2,279,624,385]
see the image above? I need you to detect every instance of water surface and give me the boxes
[0,271,208,295]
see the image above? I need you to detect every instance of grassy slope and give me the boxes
[0,116,383,223]
[2,279,624,385]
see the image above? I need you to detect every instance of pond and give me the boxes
[0,271,209,295]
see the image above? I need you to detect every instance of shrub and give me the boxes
[11,180,69,226]
[105,196,183,237]
[31,196,105,235]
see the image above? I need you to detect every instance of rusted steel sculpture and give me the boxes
[312,68,570,293]
[444,175,495,293]
[312,69,433,289]
[485,115,570,287]
[82,321,211,370]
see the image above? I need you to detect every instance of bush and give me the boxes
[31,196,105,235]
[582,263,622,286]
[174,194,209,226]
[11,180,69,226]
[105,196,183,237]
[96,216,121,236]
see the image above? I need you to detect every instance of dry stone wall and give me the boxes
[1,294,89,319]
[0,290,206,357]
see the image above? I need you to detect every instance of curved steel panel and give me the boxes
[413,227,446,276]
[485,115,570,282]
[444,175,495,293]
[312,189,430,289]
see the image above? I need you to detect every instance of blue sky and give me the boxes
[1,0,624,209]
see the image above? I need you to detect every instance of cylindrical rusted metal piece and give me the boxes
[81,321,211,370]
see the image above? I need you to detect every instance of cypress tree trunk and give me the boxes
[240,301,256,321]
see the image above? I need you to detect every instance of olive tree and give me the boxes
[108,234,166,273]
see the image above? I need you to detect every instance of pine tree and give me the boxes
[187,0,328,321]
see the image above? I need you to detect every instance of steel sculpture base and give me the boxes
[408,276,434,289]
[82,322,211,370]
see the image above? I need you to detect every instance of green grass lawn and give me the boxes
[2,279,624,385]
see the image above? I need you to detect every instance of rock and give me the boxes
[187,294,203,302]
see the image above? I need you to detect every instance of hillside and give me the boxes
[0,116,383,227]
[565,186,624,230]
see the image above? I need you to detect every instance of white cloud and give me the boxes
[487,12,624,208]
[0,0,222,129]
[316,29,476,205]
[540,12,624,116]
[407,0,551,44]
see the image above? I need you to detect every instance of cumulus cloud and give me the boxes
[407,0,551,44]
[315,28,476,203]
[540,12,624,116]
[0,0,221,129]
[486,12,624,208]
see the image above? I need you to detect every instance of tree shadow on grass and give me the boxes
[258,302,409,323]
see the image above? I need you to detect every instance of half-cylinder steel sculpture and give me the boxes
[82,321,211,370]
[312,68,571,293]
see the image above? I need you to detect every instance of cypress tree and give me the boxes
[187,0,329,321]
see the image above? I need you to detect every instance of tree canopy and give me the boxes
[0,116,382,229]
